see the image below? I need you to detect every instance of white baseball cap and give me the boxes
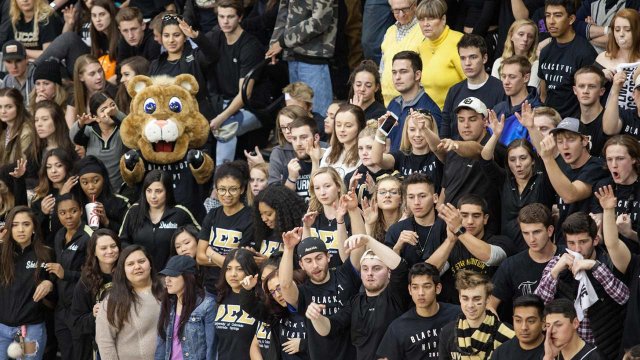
[454,97,488,117]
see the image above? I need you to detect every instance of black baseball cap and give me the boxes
[296,237,328,259]
[2,40,26,61]
[159,255,196,276]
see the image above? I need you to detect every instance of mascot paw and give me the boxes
[187,149,205,169]
[124,150,140,171]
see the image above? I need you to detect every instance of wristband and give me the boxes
[604,26,609,36]
[287,177,296,184]
[50,1,56,8]
[336,220,345,224]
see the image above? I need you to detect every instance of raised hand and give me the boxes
[515,100,534,129]
[437,203,463,233]
[244,146,265,167]
[177,18,199,38]
[302,210,318,228]
[616,214,634,237]
[241,274,259,290]
[9,158,27,178]
[487,109,505,137]
[305,302,326,320]
[538,134,557,160]
[344,234,371,254]
[595,185,617,210]
[282,227,303,249]
[362,197,379,225]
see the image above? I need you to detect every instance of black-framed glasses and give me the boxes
[216,187,241,196]
[269,285,282,296]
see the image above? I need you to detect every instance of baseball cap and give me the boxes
[2,40,26,61]
[159,255,196,276]
[550,117,582,136]
[296,237,327,258]
[454,97,488,117]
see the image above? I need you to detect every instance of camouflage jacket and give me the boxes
[270,0,338,60]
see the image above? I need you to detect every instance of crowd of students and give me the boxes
[2,0,640,358]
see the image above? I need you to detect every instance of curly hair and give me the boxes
[253,184,305,245]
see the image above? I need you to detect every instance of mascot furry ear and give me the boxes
[119,74,214,214]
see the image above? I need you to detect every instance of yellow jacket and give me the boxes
[380,22,424,105]
[418,26,465,109]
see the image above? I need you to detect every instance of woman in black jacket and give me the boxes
[45,193,93,360]
[70,229,121,360]
[119,169,200,269]
[0,206,54,358]
[71,155,130,234]
[148,14,217,119]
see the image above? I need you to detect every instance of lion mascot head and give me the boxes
[121,74,209,164]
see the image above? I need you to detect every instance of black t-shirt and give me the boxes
[376,303,461,360]
[579,112,609,158]
[618,109,640,139]
[344,164,391,201]
[538,36,598,118]
[259,231,283,258]
[198,206,255,293]
[208,30,264,99]
[440,232,512,303]
[214,291,258,360]
[392,151,443,192]
[293,160,313,202]
[442,133,504,234]
[622,254,640,349]
[309,212,352,268]
[364,101,388,120]
[294,258,361,360]
[491,247,562,320]
[592,177,640,253]
[385,217,447,266]
[12,14,62,49]
[328,260,411,360]
[255,321,271,359]
[558,343,605,360]
[490,337,544,360]
[555,156,609,245]
[277,312,307,360]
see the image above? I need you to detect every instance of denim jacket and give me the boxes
[155,294,217,360]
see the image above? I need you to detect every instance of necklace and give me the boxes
[413,218,434,257]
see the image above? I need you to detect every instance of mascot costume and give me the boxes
[119,74,214,220]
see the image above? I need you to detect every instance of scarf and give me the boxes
[453,310,508,359]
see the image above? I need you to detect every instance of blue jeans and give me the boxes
[215,100,262,165]
[362,0,395,64]
[288,61,333,117]
[0,322,47,360]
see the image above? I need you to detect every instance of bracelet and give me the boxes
[49,1,56,8]
[287,177,296,184]
[336,220,345,224]
[604,25,609,36]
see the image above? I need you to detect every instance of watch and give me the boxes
[454,227,466,237]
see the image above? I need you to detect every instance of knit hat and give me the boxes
[33,60,62,85]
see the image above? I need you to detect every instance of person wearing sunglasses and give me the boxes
[197,161,257,295]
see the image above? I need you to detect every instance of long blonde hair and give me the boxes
[502,19,538,63]
[10,0,54,40]
[399,112,439,153]
[308,167,346,213]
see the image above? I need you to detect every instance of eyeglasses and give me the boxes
[269,285,282,296]
[377,189,400,196]
[280,126,291,133]
[391,5,414,15]
[216,187,241,196]
[162,13,183,23]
